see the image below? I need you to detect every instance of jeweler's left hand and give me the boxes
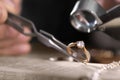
[0,0,31,56]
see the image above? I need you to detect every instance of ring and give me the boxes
[66,41,91,63]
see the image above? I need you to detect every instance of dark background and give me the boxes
[21,0,89,44]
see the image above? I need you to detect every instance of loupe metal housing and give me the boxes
[70,0,120,33]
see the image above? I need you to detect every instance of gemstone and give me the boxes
[76,41,85,48]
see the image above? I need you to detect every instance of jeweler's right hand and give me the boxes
[0,0,31,56]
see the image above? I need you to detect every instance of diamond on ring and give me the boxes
[76,41,85,48]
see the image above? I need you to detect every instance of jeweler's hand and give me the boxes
[0,0,31,55]
[97,0,120,10]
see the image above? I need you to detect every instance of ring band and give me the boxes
[67,41,91,63]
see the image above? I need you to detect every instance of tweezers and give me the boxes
[5,12,86,62]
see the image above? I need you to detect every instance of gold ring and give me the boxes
[67,41,91,63]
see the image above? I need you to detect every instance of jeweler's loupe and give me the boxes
[70,0,120,33]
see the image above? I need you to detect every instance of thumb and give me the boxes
[0,2,7,24]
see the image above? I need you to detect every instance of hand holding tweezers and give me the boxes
[5,12,89,62]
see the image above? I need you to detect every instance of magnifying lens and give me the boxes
[70,0,118,33]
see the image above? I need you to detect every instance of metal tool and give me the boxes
[70,0,120,33]
[5,12,87,62]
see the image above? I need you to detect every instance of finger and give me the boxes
[0,24,7,39]
[0,24,19,39]
[0,28,31,48]
[16,27,32,42]
[12,0,22,14]
[0,2,7,24]
[1,0,17,14]
[0,24,31,40]
[5,25,32,40]
[0,43,31,55]
[0,36,30,49]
